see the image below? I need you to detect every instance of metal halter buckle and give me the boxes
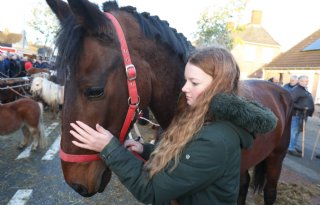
[125,64,136,81]
[128,96,140,106]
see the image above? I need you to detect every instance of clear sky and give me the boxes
[1,0,320,52]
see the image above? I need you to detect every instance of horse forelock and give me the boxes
[55,15,84,81]
[55,12,114,83]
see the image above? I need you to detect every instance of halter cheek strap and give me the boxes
[105,12,140,144]
[60,12,143,163]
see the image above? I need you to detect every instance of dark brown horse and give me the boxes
[0,98,46,151]
[47,0,293,204]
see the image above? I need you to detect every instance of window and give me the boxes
[303,38,320,51]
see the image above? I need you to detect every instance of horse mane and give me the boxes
[55,1,193,83]
[103,2,194,62]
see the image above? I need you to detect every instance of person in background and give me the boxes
[288,75,314,157]
[33,56,42,68]
[0,53,10,77]
[33,56,49,69]
[283,75,298,92]
[268,77,280,85]
[23,57,33,72]
[0,55,5,77]
[68,46,277,205]
[9,54,21,77]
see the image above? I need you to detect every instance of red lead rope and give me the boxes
[59,12,145,163]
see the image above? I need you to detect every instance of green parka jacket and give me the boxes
[99,94,277,205]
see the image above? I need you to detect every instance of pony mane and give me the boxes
[55,1,194,83]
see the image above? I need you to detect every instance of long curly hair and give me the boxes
[145,46,240,177]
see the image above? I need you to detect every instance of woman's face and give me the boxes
[182,62,213,106]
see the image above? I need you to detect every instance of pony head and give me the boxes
[30,77,45,96]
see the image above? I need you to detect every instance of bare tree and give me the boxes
[28,1,59,56]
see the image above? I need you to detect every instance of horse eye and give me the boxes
[84,87,104,99]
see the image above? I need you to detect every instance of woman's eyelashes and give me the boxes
[191,81,199,86]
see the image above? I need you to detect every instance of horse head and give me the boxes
[47,0,191,196]
[47,0,191,197]
[30,77,44,96]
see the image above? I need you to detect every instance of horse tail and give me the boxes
[252,159,267,193]
[37,102,47,148]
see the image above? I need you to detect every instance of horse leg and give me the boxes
[263,153,286,205]
[51,105,57,120]
[237,170,250,205]
[20,125,31,149]
[55,105,60,120]
[29,126,43,151]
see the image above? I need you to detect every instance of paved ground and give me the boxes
[1,110,320,205]
[283,115,320,184]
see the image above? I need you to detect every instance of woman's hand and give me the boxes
[124,139,143,154]
[70,121,113,152]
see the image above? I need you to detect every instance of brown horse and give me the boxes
[47,0,293,204]
[27,68,51,75]
[0,98,46,151]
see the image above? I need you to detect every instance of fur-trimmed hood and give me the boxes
[209,93,277,136]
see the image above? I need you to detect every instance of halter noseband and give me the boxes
[60,12,142,163]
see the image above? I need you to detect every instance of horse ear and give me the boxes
[46,0,70,22]
[67,0,108,33]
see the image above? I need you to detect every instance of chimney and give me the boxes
[251,10,262,25]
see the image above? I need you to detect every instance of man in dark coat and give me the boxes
[283,75,298,92]
[0,55,5,77]
[288,75,314,157]
[0,53,10,77]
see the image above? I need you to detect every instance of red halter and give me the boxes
[60,12,142,163]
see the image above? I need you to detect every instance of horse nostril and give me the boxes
[70,183,93,197]
[98,169,112,193]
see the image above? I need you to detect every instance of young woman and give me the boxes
[70,46,277,205]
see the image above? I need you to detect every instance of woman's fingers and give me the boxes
[124,139,143,154]
[70,130,85,142]
[72,140,89,150]
[96,124,110,136]
[70,122,89,136]
[76,121,99,135]
[124,139,135,147]
[70,121,113,152]
[70,123,91,143]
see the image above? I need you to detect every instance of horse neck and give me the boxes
[146,57,185,129]
[128,37,186,129]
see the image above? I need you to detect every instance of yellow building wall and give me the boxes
[232,42,281,79]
